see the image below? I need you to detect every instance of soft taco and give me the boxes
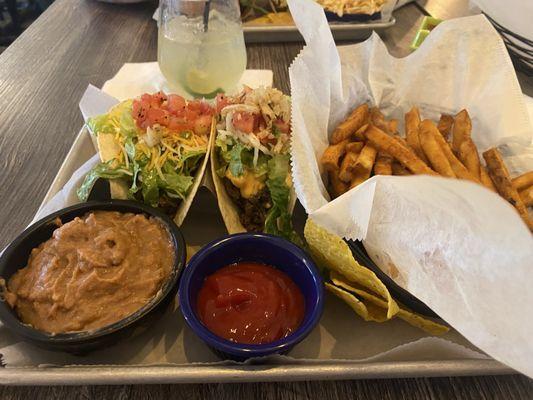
[211,87,298,242]
[78,91,215,225]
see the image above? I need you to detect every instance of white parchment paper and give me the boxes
[288,0,533,377]
[0,63,490,371]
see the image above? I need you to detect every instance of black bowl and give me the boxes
[0,200,186,353]
[347,240,439,318]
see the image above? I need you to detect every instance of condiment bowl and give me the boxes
[179,233,324,361]
[0,200,186,353]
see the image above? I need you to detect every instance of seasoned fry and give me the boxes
[430,123,480,183]
[350,168,372,189]
[370,107,391,133]
[483,148,533,230]
[519,186,533,207]
[374,153,393,175]
[437,114,454,140]
[480,166,496,192]
[321,139,349,172]
[405,107,428,163]
[458,139,481,179]
[331,104,369,144]
[452,109,472,154]
[366,126,437,176]
[353,124,369,141]
[339,151,361,183]
[419,120,455,178]
[329,171,348,198]
[346,141,365,154]
[354,144,377,175]
[388,119,399,134]
[512,171,533,191]
[392,162,411,176]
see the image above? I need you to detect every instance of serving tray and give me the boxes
[0,127,512,385]
[243,18,396,43]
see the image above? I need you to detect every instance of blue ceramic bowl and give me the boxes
[179,233,324,361]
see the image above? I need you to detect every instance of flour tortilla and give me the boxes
[94,114,215,226]
[210,135,297,234]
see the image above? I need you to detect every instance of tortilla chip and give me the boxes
[304,219,399,319]
[210,136,296,234]
[326,283,388,322]
[331,272,449,335]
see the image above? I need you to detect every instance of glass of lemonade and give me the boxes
[158,0,247,98]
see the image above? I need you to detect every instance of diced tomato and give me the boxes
[146,108,169,126]
[273,118,290,134]
[194,114,212,136]
[153,91,167,104]
[232,112,257,133]
[185,107,200,122]
[167,94,186,115]
[215,93,231,113]
[168,117,194,132]
[187,100,202,113]
[140,93,152,103]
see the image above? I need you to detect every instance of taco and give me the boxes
[78,91,215,225]
[211,87,298,242]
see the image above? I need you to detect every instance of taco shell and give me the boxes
[210,136,297,234]
[93,109,215,226]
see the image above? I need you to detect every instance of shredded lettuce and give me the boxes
[77,161,131,202]
[264,154,303,246]
[79,99,205,209]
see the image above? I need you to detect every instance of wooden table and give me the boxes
[0,0,531,398]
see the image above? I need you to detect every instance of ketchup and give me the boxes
[196,262,305,345]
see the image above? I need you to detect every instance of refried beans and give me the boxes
[3,211,175,334]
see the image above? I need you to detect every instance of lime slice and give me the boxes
[183,68,221,96]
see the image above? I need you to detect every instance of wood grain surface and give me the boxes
[0,0,531,398]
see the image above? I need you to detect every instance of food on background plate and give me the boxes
[211,87,299,242]
[241,0,385,24]
[304,219,448,334]
[321,105,533,231]
[2,211,175,334]
[317,0,385,18]
[78,91,214,225]
[196,261,305,344]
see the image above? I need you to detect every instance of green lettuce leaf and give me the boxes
[77,161,130,202]
[160,162,194,200]
[140,167,159,207]
[264,154,303,246]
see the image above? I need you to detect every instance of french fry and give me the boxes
[329,171,348,198]
[331,104,369,144]
[519,186,533,207]
[392,162,411,176]
[419,120,455,178]
[346,141,365,153]
[374,153,393,175]
[430,123,480,183]
[512,171,533,191]
[437,114,454,141]
[480,166,497,192]
[321,139,349,172]
[452,109,472,154]
[483,148,533,231]
[350,168,372,189]
[388,119,399,134]
[405,107,429,163]
[354,144,377,175]
[365,126,437,176]
[370,107,391,133]
[458,139,481,179]
[339,151,361,183]
[353,124,369,141]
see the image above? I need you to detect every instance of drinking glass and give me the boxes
[158,0,247,98]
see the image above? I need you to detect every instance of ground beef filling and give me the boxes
[223,179,272,232]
